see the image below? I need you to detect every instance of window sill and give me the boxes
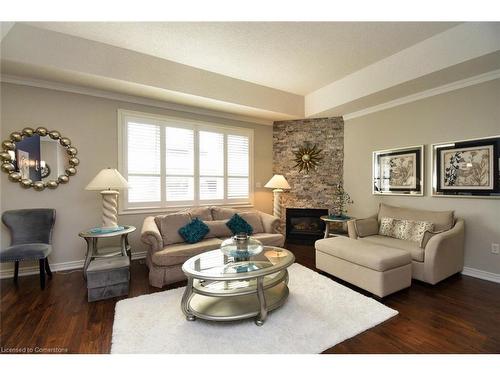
[118,203,255,216]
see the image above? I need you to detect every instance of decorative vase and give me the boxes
[220,233,263,260]
[329,209,349,220]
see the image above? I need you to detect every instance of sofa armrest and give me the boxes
[348,215,378,239]
[141,216,163,253]
[423,218,465,284]
[259,211,281,234]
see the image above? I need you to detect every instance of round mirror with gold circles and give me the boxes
[1,127,79,191]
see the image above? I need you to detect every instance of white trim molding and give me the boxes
[462,267,500,284]
[3,70,500,125]
[344,69,500,121]
[0,74,274,126]
[0,252,147,279]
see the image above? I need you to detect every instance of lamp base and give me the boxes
[100,190,120,229]
[272,189,284,217]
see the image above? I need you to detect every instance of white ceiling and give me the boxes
[26,22,459,95]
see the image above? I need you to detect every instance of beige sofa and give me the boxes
[348,203,465,284]
[141,206,284,287]
[315,203,465,297]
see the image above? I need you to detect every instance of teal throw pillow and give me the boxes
[178,218,209,244]
[226,213,253,235]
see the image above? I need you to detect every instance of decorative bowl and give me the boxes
[220,233,263,259]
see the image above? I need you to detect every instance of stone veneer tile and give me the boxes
[273,117,344,214]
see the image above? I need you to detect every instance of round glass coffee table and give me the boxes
[181,247,295,326]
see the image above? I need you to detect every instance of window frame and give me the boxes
[117,109,254,214]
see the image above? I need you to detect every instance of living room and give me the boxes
[1,0,499,371]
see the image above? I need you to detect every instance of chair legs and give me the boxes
[39,259,46,290]
[9,258,51,289]
[45,258,52,278]
[14,261,19,284]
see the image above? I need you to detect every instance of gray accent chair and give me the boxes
[1,209,56,289]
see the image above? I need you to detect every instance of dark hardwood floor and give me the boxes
[1,242,499,354]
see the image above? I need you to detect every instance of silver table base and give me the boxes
[181,270,290,326]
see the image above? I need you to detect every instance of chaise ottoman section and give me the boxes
[315,236,412,297]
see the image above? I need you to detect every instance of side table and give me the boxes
[78,225,136,279]
[320,216,354,239]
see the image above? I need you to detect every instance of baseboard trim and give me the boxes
[462,267,500,284]
[3,255,498,284]
[0,251,147,279]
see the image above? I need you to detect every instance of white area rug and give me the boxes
[111,263,397,354]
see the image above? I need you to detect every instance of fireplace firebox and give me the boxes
[285,208,328,244]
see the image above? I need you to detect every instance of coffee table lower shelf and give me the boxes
[185,281,289,324]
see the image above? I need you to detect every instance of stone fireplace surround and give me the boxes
[272,117,344,236]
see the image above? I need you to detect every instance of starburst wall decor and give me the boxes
[292,144,323,173]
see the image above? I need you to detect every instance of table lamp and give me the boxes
[85,168,129,229]
[264,174,290,219]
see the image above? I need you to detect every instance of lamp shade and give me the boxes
[85,168,129,190]
[264,174,290,190]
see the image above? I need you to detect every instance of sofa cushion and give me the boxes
[211,206,238,220]
[205,220,233,238]
[226,214,253,235]
[238,212,264,233]
[315,236,411,272]
[360,235,425,262]
[152,238,223,267]
[379,217,434,246]
[378,203,454,232]
[178,218,210,244]
[154,212,191,245]
[251,233,285,247]
[184,207,213,221]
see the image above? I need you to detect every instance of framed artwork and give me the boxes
[432,135,500,198]
[372,145,424,196]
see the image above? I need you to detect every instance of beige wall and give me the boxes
[344,78,500,275]
[0,83,273,273]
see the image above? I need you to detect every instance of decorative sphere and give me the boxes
[33,181,46,191]
[2,141,15,150]
[8,172,22,182]
[0,152,12,162]
[22,128,34,137]
[69,157,79,166]
[1,163,15,173]
[66,147,78,156]
[58,175,69,184]
[46,180,59,189]
[20,178,33,188]
[35,127,48,136]
[65,167,77,176]
[59,137,71,147]
[10,132,23,142]
[48,131,61,140]
[301,154,311,162]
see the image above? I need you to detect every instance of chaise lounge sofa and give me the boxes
[141,206,283,287]
[315,203,465,297]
